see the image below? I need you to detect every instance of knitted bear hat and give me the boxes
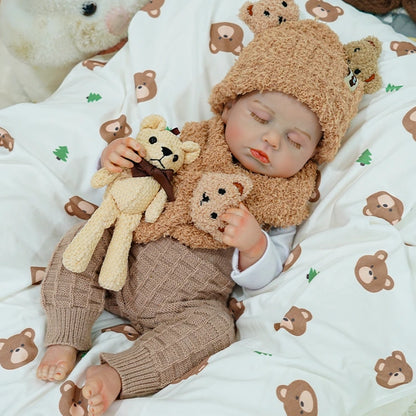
[209,19,364,165]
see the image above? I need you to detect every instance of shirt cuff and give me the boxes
[230,231,278,290]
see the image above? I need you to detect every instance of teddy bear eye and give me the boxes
[211,212,218,219]
[82,2,97,16]
[282,1,288,6]
[149,136,157,144]
[173,155,179,162]
[354,69,361,75]
[218,188,226,195]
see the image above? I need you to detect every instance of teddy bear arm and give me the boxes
[91,168,121,188]
[144,188,168,223]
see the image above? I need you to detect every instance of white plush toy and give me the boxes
[63,114,201,291]
[0,0,150,108]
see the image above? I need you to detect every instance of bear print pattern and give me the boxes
[0,328,38,370]
[305,0,344,21]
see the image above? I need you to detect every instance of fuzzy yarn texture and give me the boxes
[133,116,318,249]
[210,19,364,165]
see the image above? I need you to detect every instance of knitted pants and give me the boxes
[41,224,235,398]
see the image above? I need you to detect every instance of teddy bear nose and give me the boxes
[162,147,173,156]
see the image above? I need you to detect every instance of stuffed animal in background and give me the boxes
[0,0,150,108]
[190,172,252,243]
[344,36,382,94]
[63,115,200,291]
[342,0,416,23]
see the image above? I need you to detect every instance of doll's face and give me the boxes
[222,91,322,178]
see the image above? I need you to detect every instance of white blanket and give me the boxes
[1,0,416,415]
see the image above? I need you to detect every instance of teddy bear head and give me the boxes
[136,115,200,173]
[344,36,382,94]
[239,0,299,34]
[0,0,148,67]
[190,172,253,242]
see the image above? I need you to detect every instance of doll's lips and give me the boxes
[250,148,269,163]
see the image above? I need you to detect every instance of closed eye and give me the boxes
[287,134,302,150]
[250,111,269,124]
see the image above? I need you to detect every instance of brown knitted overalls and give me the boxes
[41,224,235,398]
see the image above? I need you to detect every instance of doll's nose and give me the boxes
[262,131,281,149]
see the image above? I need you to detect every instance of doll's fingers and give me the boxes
[122,148,142,163]
[103,161,123,173]
[126,138,146,157]
[238,202,250,212]
[109,153,135,169]
[220,212,239,226]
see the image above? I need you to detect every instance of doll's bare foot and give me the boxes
[82,364,121,416]
[36,345,77,381]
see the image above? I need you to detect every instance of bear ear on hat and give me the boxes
[239,0,300,35]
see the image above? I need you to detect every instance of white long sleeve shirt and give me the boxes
[230,226,296,290]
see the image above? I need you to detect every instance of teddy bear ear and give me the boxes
[364,36,382,55]
[239,1,254,23]
[182,141,201,164]
[232,174,253,199]
[140,114,166,131]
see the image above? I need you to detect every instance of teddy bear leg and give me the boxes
[98,213,142,291]
[63,197,119,273]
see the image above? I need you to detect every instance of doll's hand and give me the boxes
[220,203,267,271]
[101,137,146,173]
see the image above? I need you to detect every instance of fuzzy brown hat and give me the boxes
[209,19,364,165]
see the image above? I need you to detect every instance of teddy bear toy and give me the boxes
[0,0,149,109]
[190,172,253,243]
[63,114,200,291]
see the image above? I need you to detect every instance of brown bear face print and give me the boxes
[0,127,15,152]
[283,244,302,272]
[65,196,98,220]
[403,106,416,140]
[363,191,404,225]
[0,328,38,370]
[354,250,394,293]
[209,22,244,56]
[172,357,209,384]
[229,298,245,321]
[100,115,132,143]
[102,324,139,341]
[375,351,413,389]
[30,266,46,285]
[134,70,157,103]
[390,41,416,57]
[59,381,88,416]
[82,59,106,70]
[141,0,165,18]
[274,306,312,336]
[277,379,318,416]
[305,0,344,22]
